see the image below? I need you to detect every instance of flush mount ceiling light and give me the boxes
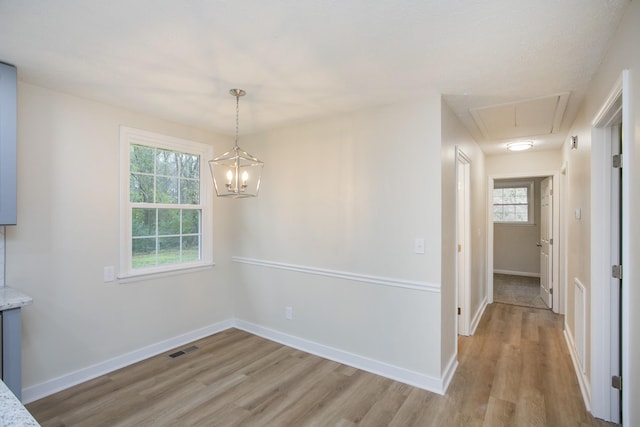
[506,141,534,152]
[209,89,264,198]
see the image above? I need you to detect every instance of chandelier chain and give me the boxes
[234,92,240,149]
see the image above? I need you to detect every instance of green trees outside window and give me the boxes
[129,144,201,268]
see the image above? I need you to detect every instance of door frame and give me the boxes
[487,171,562,313]
[590,70,629,423]
[456,147,471,336]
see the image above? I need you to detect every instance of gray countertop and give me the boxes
[0,380,39,426]
[0,287,33,311]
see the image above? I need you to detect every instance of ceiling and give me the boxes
[0,0,629,155]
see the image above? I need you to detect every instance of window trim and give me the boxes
[492,180,535,225]
[119,126,214,280]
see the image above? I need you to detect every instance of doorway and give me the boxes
[491,176,552,309]
[487,172,562,313]
[456,148,471,336]
[590,70,628,424]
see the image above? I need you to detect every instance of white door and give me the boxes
[609,124,622,422]
[539,177,553,308]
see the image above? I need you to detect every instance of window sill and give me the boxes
[117,262,215,284]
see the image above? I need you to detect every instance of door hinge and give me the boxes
[612,375,622,390]
[612,265,623,279]
[550,189,553,196]
[550,287,553,295]
[550,238,553,245]
[457,307,461,315]
[613,154,622,168]
[458,244,461,253]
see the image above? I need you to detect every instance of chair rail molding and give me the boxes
[232,257,440,293]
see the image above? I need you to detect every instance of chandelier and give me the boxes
[209,89,264,198]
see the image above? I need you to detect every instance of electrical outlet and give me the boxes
[103,266,115,282]
[285,306,293,320]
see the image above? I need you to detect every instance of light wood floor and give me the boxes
[27,304,617,426]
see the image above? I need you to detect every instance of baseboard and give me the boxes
[494,269,540,278]
[23,317,452,403]
[21,319,235,404]
[234,319,448,395]
[469,297,488,335]
[564,324,592,412]
[441,352,458,394]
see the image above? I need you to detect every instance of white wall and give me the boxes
[493,178,542,276]
[6,83,236,392]
[485,150,563,176]
[562,0,640,422]
[441,100,486,341]
[234,98,446,382]
[563,115,592,385]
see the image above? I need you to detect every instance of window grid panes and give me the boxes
[493,187,529,223]
[129,144,202,269]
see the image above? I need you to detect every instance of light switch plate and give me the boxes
[414,238,425,254]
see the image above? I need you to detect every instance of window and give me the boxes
[120,127,213,279]
[493,181,534,224]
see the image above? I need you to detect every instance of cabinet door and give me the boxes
[0,62,17,225]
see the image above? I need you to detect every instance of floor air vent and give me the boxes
[168,345,199,359]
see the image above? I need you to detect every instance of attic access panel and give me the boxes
[470,93,569,141]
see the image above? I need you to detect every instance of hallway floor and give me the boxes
[453,303,617,426]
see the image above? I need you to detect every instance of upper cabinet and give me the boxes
[0,62,17,225]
